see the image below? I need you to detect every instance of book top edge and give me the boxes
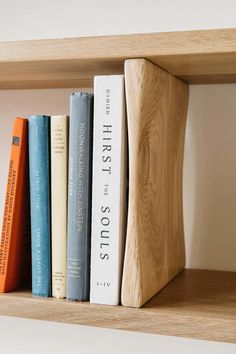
[71,92,93,97]
[15,117,28,121]
[51,115,69,119]
[28,115,50,120]
[94,75,124,80]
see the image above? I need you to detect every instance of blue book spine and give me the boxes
[28,115,51,297]
[67,92,94,301]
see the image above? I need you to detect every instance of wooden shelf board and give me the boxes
[1,28,236,88]
[0,269,236,343]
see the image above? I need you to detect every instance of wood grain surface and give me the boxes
[1,28,236,88]
[121,58,189,307]
[0,270,236,343]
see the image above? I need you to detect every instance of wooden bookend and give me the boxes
[121,58,189,308]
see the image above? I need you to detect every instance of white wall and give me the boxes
[1,317,236,354]
[1,1,236,353]
[0,0,236,41]
[184,85,236,270]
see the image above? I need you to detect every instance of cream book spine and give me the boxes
[90,75,127,305]
[51,115,68,298]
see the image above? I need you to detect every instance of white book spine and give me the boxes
[51,115,68,298]
[90,75,127,305]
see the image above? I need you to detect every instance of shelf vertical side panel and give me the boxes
[122,58,189,307]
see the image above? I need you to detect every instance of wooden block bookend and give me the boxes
[121,58,189,307]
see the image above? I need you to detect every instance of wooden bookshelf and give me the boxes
[1,28,236,343]
[1,28,236,89]
[0,269,236,343]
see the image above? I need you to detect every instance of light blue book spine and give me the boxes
[67,92,94,301]
[28,115,51,297]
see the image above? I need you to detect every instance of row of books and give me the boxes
[0,75,128,305]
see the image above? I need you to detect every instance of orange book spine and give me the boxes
[0,118,31,292]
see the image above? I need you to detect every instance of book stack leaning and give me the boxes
[0,75,128,306]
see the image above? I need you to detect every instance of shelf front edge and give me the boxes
[0,270,236,343]
[1,28,236,88]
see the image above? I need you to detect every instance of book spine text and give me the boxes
[29,115,51,297]
[90,76,127,305]
[51,115,68,298]
[67,92,94,301]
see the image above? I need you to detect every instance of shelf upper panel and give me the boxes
[0,269,236,343]
[1,28,236,89]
